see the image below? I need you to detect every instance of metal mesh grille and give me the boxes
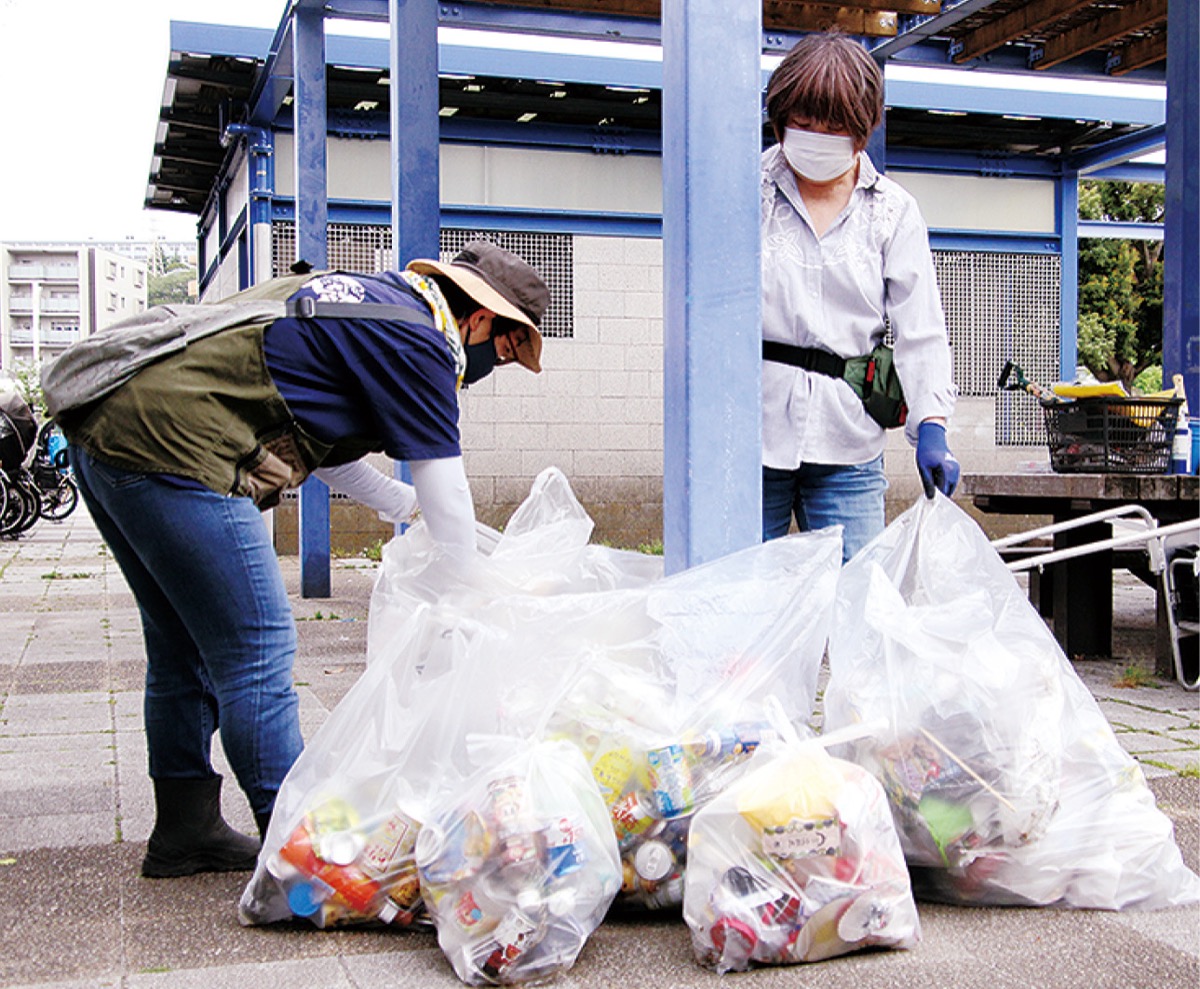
[933,251,1061,446]
[270,222,574,338]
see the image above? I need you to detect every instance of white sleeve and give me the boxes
[409,456,478,558]
[312,459,417,523]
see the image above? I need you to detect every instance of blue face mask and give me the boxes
[462,338,497,386]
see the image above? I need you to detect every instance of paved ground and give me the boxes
[1,508,1197,989]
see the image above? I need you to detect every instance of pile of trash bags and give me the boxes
[240,467,1199,985]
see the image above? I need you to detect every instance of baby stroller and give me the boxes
[0,389,43,536]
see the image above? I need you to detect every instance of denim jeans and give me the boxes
[71,447,303,816]
[762,456,888,563]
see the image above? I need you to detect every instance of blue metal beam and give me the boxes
[1164,0,1199,411]
[1089,161,1163,183]
[390,0,440,266]
[389,0,439,533]
[884,71,1165,125]
[1067,123,1165,174]
[928,231,1060,253]
[1057,171,1079,381]
[661,0,761,574]
[1078,220,1163,241]
[293,3,332,599]
[884,147,1061,177]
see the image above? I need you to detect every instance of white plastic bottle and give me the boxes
[1171,373,1192,475]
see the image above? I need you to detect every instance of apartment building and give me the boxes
[0,244,149,373]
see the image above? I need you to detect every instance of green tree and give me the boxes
[1077,180,1164,388]
[148,252,197,306]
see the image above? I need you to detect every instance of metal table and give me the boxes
[961,472,1200,659]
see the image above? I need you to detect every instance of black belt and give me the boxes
[762,340,846,378]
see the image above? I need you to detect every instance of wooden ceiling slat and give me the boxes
[951,0,1095,63]
[467,0,659,19]
[761,4,898,36]
[466,0,909,36]
[1107,31,1167,76]
[1033,0,1167,70]
[764,0,937,17]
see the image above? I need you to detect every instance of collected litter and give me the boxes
[241,468,1197,986]
[417,740,620,986]
[824,494,1200,910]
[684,725,920,972]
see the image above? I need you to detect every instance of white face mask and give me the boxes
[782,127,857,183]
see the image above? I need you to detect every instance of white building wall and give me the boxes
[457,235,666,538]
[1,244,147,376]
[888,172,1056,233]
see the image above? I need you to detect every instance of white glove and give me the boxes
[313,460,419,524]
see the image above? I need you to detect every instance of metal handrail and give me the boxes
[1000,516,1199,574]
[991,504,1157,550]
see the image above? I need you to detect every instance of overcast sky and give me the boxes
[0,0,286,245]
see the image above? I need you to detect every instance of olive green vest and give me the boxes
[64,275,378,508]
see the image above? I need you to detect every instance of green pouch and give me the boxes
[844,343,908,429]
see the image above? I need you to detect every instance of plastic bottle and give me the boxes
[1170,374,1191,474]
[279,818,384,915]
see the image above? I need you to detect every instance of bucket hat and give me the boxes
[408,240,549,372]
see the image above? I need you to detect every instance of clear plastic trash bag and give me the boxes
[239,469,663,929]
[684,728,920,972]
[417,739,621,986]
[538,528,844,911]
[239,468,841,927]
[825,494,1200,910]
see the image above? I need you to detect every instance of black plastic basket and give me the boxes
[1043,396,1182,474]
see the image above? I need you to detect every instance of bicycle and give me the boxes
[30,421,79,521]
[0,389,46,537]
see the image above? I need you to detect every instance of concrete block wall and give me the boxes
[457,235,667,547]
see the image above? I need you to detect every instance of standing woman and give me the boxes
[47,241,549,877]
[760,32,960,561]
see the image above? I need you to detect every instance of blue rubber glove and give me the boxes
[916,421,960,499]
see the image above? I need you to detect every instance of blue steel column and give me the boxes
[294,4,332,598]
[661,0,762,574]
[1164,0,1199,409]
[1058,169,1079,378]
[389,0,441,523]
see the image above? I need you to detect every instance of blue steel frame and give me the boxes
[293,1,332,598]
[1164,0,1199,411]
[388,0,440,524]
[661,0,762,574]
[183,2,1192,590]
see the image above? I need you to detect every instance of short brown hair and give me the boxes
[766,31,884,148]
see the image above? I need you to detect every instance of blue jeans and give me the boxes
[762,456,888,562]
[70,448,303,816]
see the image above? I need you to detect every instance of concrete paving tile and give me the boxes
[1138,749,1200,774]
[341,948,475,988]
[126,957,356,988]
[2,781,114,817]
[0,692,113,735]
[1115,729,1198,754]
[1108,903,1200,957]
[7,661,110,694]
[0,845,128,983]
[0,741,115,785]
[1098,697,1198,732]
[1,811,117,851]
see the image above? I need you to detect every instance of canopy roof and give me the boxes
[147,1,1169,214]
